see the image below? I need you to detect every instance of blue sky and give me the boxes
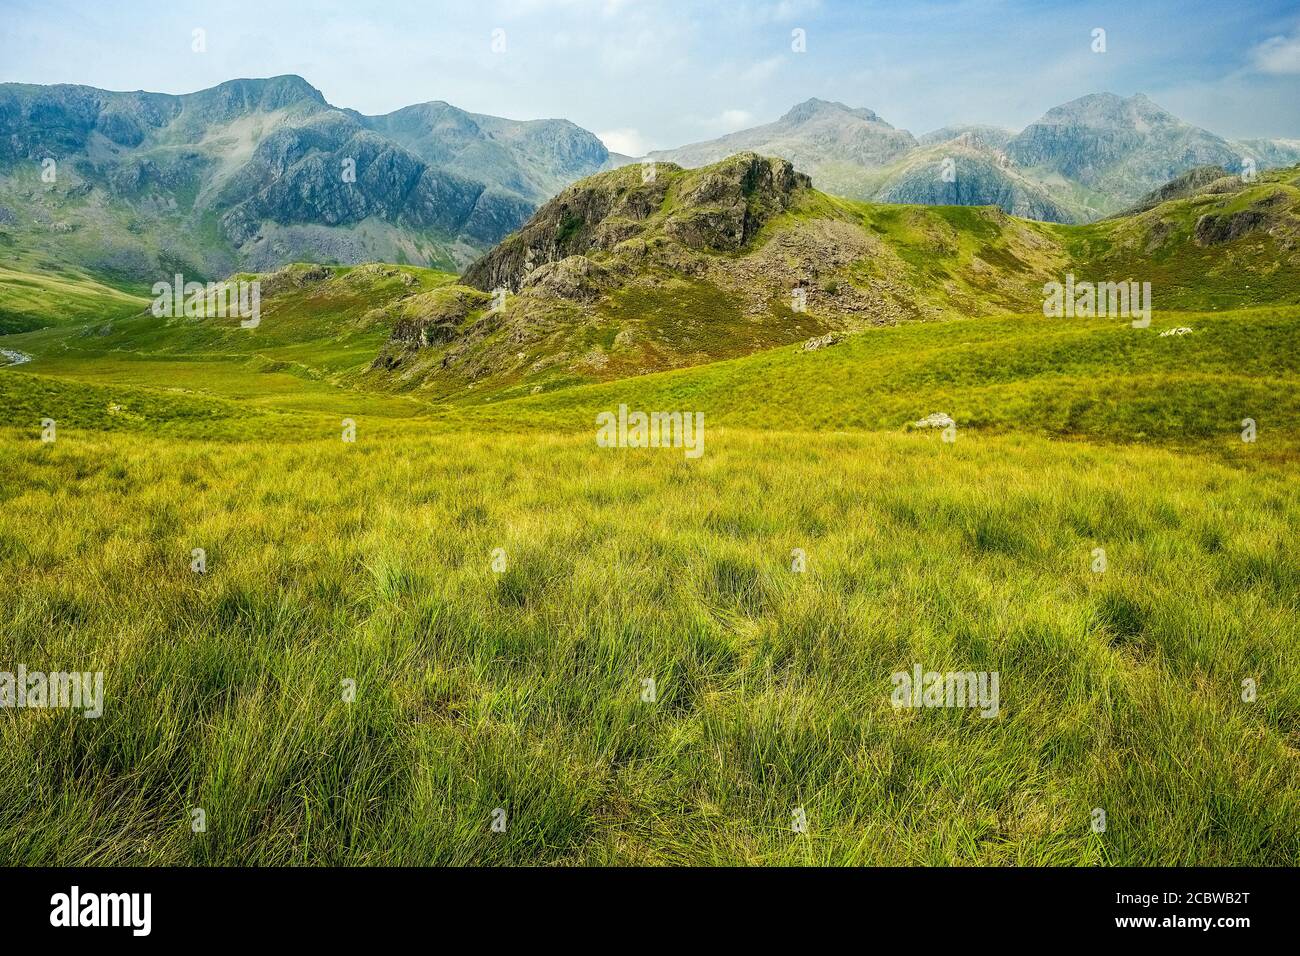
[3,0,1298,152]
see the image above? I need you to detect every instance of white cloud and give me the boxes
[1250,32,1300,74]
[597,127,651,156]
[739,54,785,85]
[752,0,822,24]
[716,109,754,130]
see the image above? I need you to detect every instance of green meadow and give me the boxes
[0,264,1297,865]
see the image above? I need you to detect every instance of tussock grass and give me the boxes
[1,424,1296,865]
[2,267,1297,864]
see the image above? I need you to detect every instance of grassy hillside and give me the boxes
[458,306,1300,453]
[362,156,1300,402]
[371,155,1076,400]
[1066,166,1300,310]
[2,245,1298,864]
[0,264,148,334]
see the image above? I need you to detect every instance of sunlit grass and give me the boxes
[0,421,1296,865]
[2,266,1297,865]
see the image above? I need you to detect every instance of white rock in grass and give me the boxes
[912,412,955,429]
[1159,327,1193,337]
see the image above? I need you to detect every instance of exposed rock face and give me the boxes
[1194,209,1271,245]
[1183,177,1300,247]
[460,163,670,292]
[215,113,499,245]
[462,153,809,292]
[521,255,618,302]
[1005,94,1242,215]
[390,287,489,348]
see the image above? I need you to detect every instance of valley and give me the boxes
[1,137,1298,867]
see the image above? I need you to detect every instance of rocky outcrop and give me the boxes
[799,333,842,352]
[1194,209,1271,245]
[461,162,671,292]
[390,287,489,348]
[462,153,809,292]
[258,262,332,296]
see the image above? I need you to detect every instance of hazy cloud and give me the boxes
[1251,31,1300,74]
[597,128,651,156]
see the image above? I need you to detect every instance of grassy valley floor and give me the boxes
[0,297,1297,865]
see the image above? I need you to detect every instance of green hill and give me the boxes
[365,154,1299,402]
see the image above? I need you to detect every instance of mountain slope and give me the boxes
[918,125,1018,150]
[370,153,1071,399]
[362,102,610,204]
[1067,164,1300,310]
[0,76,611,285]
[1112,164,1234,217]
[871,140,1076,223]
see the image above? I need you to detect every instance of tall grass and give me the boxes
[1,424,1296,864]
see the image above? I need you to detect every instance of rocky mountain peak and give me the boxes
[182,74,328,118]
[1033,92,1177,129]
[780,98,887,127]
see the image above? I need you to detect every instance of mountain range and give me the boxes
[0,75,613,283]
[2,76,1299,290]
[649,94,1300,223]
[13,148,1294,399]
